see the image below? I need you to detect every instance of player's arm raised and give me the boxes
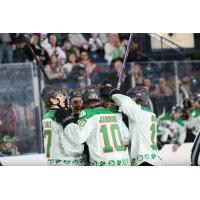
[100,86,138,122]
[112,94,139,122]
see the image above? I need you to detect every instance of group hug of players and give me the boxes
[41,83,200,166]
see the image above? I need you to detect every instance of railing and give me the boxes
[135,33,186,61]
[149,33,186,60]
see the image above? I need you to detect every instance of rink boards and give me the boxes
[0,143,193,166]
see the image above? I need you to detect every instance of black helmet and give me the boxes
[171,105,182,113]
[41,85,67,108]
[126,87,148,105]
[81,85,101,103]
[68,88,82,102]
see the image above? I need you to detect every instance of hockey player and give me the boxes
[185,95,200,136]
[158,106,186,152]
[68,88,83,118]
[68,88,90,165]
[59,85,131,166]
[101,86,162,166]
[41,85,86,166]
[186,93,200,165]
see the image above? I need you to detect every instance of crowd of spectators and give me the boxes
[0,33,198,116]
[0,33,147,88]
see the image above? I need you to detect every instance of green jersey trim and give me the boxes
[175,118,184,127]
[140,105,153,113]
[79,107,119,120]
[191,108,200,118]
[42,110,56,121]
[160,113,184,127]
[161,113,171,121]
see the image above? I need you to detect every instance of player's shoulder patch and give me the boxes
[79,110,86,118]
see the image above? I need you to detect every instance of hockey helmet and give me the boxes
[40,85,67,107]
[68,88,82,102]
[81,85,101,103]
[171,105,182,113]
[126,86,148,105]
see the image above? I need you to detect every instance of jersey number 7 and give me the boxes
[43,129,52,158]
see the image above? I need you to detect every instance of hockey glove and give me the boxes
[100,86,120,101]
[54,108,76,129]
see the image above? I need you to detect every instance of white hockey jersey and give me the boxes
[185,108,200,136]
[64,107,131,166]
[42,110,86,166]
[158,113,186,144]
[112,94,162,166]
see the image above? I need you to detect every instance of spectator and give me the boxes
[178,75,193,107]
[0,135,19,157]
[0,33,15,63]
[62,53,86,88]
[89,33,103,52]
[68,64,86,88]
[42,34,66,65]
[62,39,80,60]
[88,33,104,61]
[143,85,155,112]
[180,75,193,98]
[99,33,108,44]
[79,50,100,85]
[108,59,125,90]
[123,63,144,91]
[154,78,173,97]
[68,33,89,50]
[104,33,124,65]
[143,78,154,97]
[13,35,27,63]
[127,38,146,62]
[63,52,79,75]
[132,63,144,86]
[45,55,66,81]
[24,34,49,65]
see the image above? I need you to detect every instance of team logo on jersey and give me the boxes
[79,110,86,118]
[108,160,115,166]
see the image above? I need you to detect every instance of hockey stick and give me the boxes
[23,34,52,85]
[117,33,133,90]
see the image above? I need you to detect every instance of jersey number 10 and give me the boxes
[100,124,125,153]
